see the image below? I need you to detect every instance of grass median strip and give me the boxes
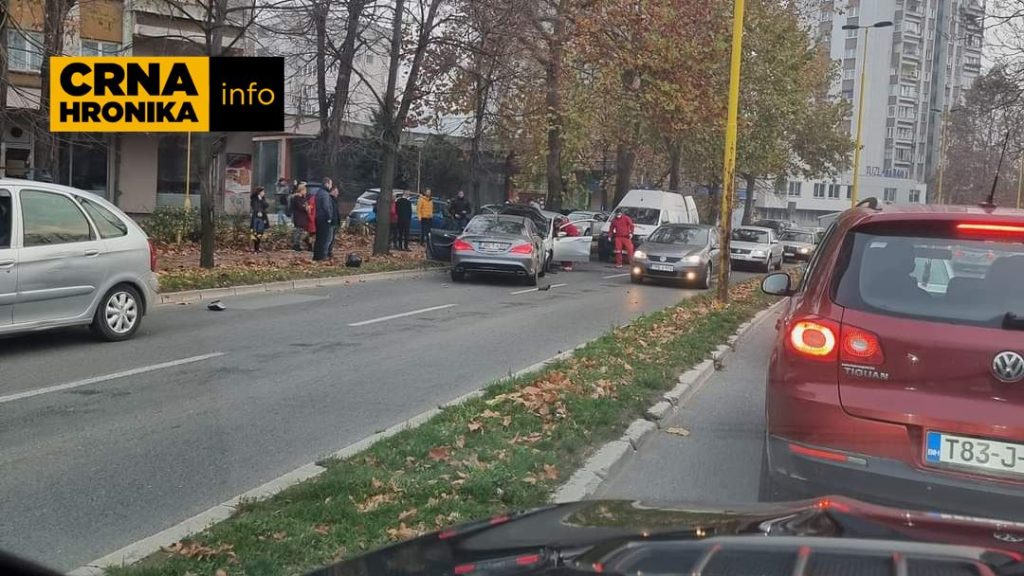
[112,278,781,576]
[158,259,442,293]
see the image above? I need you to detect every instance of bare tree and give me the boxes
[370,0,446,255]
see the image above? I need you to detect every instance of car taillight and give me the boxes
[509,243,533,254]
[840,325,884,365]
[148,240,158,272]
[787,319,838,361]
[453,239,473,252]
[957,223,1024,235]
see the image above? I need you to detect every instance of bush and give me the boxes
[141,206,199,244]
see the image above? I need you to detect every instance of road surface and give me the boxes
[593,308,779,504]
[0,262,757,571]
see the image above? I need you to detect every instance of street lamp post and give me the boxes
[930,106,958,205]
[841,20,893,208]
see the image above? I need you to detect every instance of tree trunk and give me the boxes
[668,139,682,193]
[321,0,366,175]
[706,181,720,224]
[373,127,398,255]
[35,0,75,179]
[613,143,635,207]
[198,0,227,268]
[0,0,8,171]
[741,173,757,225]
[503,151,516,201]
[469,66,489,210]
[544,16,565,211]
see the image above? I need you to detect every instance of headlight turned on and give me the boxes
[633,250,647,260]
[683,255,702,263]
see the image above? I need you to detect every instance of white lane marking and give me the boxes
[348,304,457,327]
[510,283,567,295]
[0,352,226,405]
[603,273,630,279]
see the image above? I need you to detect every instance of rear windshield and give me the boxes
[619,207,660,226]
[465,218,526,236]
[648,226,707,246]
[834,224,1024,328]
[781,230,815,244]
[732,228,768,243]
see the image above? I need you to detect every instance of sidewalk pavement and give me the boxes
[592,309,781,505]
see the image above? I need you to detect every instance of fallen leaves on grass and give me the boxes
[541,464,559,480]
[313,524,332,536]
[163,541,237,562]
[428,446,451,462]
[386,523,421,541]
[480,409,502,419]
[487,371,578,421]
[511,432,544,445]
[398,508,418,521]
[468,420,484,432]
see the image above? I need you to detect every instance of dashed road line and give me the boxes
[347,304,457,326]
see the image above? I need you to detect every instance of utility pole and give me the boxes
[716,0,746,303]
[842,20,893,207]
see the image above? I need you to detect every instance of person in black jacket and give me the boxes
[395,192,413,251]
[327,183,342,259]
[312,183,335,261]
[450,190,472,231]
[249,187,270,252]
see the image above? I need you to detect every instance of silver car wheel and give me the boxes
[105,291,139,335]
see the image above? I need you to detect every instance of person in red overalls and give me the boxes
[608,210,635,268]
[557,217,581,271]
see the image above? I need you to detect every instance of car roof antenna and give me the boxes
[982,128,1012,210]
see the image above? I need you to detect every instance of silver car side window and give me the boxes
[79,197,128,239]
[20,189,95,247]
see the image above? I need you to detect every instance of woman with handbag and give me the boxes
[250,187,270,253]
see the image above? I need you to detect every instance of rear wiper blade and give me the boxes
[1002,312,1024,330]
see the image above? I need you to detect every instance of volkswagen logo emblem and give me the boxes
[660,256,667,262]
[992,351,1024,383]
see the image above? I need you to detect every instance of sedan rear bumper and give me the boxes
[453,255,536,277]
[765,435,1024,522]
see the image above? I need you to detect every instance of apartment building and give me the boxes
[2,0,255,213]
[760,0,985,226]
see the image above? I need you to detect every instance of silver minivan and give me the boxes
[0,179,159,341]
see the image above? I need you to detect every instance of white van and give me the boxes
[612,189,699,239]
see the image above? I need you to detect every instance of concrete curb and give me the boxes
[68,339,585,575]
[156,266,450,306]
[550,299,786,503]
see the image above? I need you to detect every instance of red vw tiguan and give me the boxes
[760,200,1024,520]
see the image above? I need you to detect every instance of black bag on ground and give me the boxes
[345,253,362,268]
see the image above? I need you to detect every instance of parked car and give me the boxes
[450,215,545,285]
[759,202,1024,520]
[729,226,784,272]
[630,224,720,289]
[347,195,448,236]
[779,228,819,262]
[753,218,793,236]
[567,210,609,237]
[0,180,158,341]
[598,190,699,261]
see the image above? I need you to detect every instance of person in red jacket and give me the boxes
[608,210,635,268]
[557,217,581,271]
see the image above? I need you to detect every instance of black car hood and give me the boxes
[310,497,1024,576]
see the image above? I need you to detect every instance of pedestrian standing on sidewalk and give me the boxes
[312,184,334,261]
[557,216,581,271]
[306,185,318,254]
[608,209,635,269]
[250,187,270,253]
[290,183,310,251]
[417,188,434,244]
[327,183,342,259]
[275,177,291,226]
[389,196,399,248]
[395,192,412,251]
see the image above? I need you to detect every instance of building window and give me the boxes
[844,69,856,80]
[846,27,859,38]
[828,184,841,199]
[845,47,857,58]
[157,135,202,195]
[787,181,802,197]
[7,30,44,72]
[909,189,921,203]
[884,187,897,202]
[847,6,859,17]
[846,185,854,199]
[81,40,120,56]
[813,183,826,198]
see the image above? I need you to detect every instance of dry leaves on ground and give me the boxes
[664,427,690,437]
[487,371,577,421]
[313,524,332,536]
[428,446,451,462]
[398,508,418,521]
[163,541,237,562]
[387,522,421,541]
[541,463,559,480]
